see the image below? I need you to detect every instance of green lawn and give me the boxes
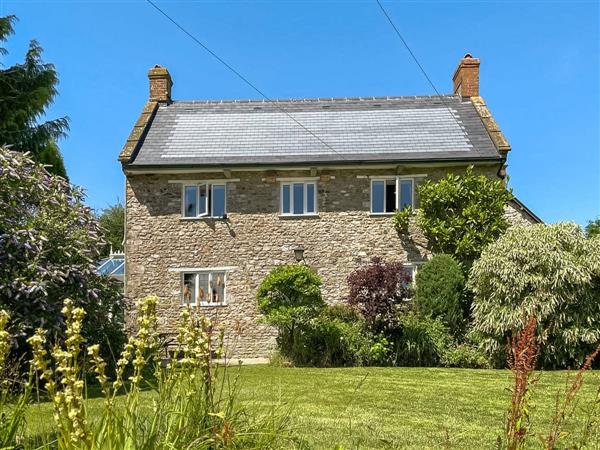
[26,366,599,449]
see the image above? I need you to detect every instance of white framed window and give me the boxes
[182,270,227,306]
[182,183,226,218]
[280,181,317,216]
[370,177,415,214]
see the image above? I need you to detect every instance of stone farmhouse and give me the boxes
[119,54,539,359]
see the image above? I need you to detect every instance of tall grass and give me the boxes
[501,317,600,450]
[0,297,295,449]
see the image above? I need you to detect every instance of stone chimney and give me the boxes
[148,65,172,103]
[452,54,480,97]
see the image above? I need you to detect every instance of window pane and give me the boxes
[402,266,414,289]
[197,273,209,304]
[306,183,315,213]
[385,180,396,213]
[198,184,207,215]
[184,186,197,217]
[371,181,384,213]
[212,184,226,217]
[400,180,413,210]
[282,184,291,214]
[182,273,196,304]
[212,272,226,304]
[293,183,304,215]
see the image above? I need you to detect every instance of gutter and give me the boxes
[123,156,503,175]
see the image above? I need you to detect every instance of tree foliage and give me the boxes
[257,264,325,362]
[346,257,411,334]
[257,264,324,326]
[0,146,125,360]
[0,15,69,178]
[469,222,600,368]
[414,254,466,336]
[98,202,124,257]
[416,166,513,267]
[586,218,600,238]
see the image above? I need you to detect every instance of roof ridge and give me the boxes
[170,94,460,105]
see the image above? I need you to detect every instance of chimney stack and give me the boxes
[452,54,480,97]
[148,65,172,103]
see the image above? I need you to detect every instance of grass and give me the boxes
[25,366,599,449]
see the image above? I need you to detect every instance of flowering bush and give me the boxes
[0,146,125,365]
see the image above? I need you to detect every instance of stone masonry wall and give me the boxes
[125,164,530,359]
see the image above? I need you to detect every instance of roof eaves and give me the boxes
[470,96,511,156]
[509,197,543,224]
[123,155,503,173]
[118,101,159,164]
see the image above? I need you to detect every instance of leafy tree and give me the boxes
[0,15,69,178]
[585,218,600,238]
[469,222,600,368]
[346,257,411,334]
[417,166,513,267]
[0,146,125,362]
[98,202,124,257]
[257,264,324,356]
[414,254,466,337]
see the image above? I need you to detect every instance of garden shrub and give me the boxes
[417,166,513,267]
[321,303,362,323]
[282,304,389,367]
[0,147,126,366]
[414,254,466,337]
[441,344,490,369]
[469,222,600,368]
[394,313,451,367]
[392,206,412,233]
[296,312,370,366]
[347,257,411,335]
[257,264,325,358]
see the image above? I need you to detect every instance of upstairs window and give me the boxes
[183,183,226,218]
[281,181,317,216]
[182,271,227,306]
[371,178,414,214]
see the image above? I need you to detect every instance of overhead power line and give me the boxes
[374,0,463,126]
[145,0,348,161]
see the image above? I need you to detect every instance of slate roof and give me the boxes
[128,95,502,167]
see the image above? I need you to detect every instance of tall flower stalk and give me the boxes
[29,299,91,448]
[504,317,539,450]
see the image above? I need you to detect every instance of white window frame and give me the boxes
[181,270,227,307]
[401,262,423,298]
[280,181,318,216]
[369,176,416,215]
[181,183,227,219]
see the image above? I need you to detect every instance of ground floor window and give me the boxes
[182,271,227,306]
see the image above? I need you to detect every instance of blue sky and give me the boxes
[1,0,598,225]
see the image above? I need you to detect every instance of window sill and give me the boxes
[279,214,320,219]
[369,212,395,217]
[180,216,227,221]
[183,303,227,308]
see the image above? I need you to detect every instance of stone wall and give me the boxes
[125,164,528,358]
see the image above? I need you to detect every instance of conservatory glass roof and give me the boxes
[96,253,124,282]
